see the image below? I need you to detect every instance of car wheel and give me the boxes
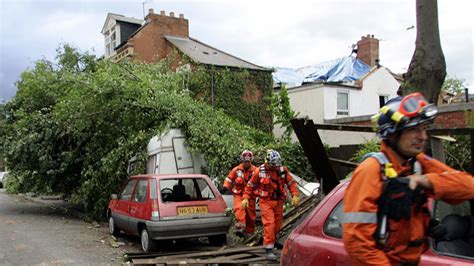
[140,227,157,252]
[209,234,227,246]
[108,216,120,236]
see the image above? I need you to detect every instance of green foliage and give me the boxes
[444,136,471,172]
[350,138,381,163]
[442,75,468,95]
[1,44,311,221]
[186,65,273,132]
[273,140,315,181]
[268,85,299,140]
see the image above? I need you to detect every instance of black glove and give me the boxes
[219,186,228,194]
[428,218,447,240]
[412,186,428,211]
[378,179,414,221]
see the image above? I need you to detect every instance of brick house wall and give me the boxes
[109,9,273,131]
[127,9,188,64]
[326,102,473,129]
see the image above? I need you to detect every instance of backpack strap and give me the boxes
[361,152,398,180]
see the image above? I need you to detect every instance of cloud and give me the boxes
[1,0,473,101]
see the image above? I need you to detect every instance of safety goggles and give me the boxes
[268,158,282,167]
[399,92,430,117]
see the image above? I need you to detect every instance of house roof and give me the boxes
[273,56,371,88]
[165,36,270,71]
[101,13,144,34]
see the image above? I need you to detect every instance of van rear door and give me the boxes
[172,137,194,174]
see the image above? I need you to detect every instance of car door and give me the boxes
[286,182,351,266]
[128,178,150,235]
[113,178,137,233]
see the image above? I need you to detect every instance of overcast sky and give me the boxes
[1,0,473,102]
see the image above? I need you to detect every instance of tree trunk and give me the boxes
[401,0,446,103]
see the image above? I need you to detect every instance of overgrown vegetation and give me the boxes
[0,45,313,220]
[442,75,468,95]
[185,60,273,132]
[268,85,299,140]
[350,138,380,163]
[444,113,473,172]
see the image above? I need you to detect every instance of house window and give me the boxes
[379,95,389,107]
[337,91,349,116]
[111,32,116,49]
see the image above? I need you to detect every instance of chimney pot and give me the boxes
[169,12,175,17]
[179,14,184,19]
[148,8,154,14]
[160,10,165,15]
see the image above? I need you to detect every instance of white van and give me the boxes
[0,171,8,188]
[129,129,207,175]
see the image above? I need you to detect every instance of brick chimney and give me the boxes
[356,34,379,67]
[144,9,189,37]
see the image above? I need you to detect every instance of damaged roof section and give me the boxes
[273,56,371,87]
[165,36,270,71]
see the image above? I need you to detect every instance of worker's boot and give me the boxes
[265,248,277,261]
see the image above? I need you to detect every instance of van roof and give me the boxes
[129,174,209,179]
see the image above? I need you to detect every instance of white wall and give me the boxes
[273,84,324,139]
[318,130,376,147]
[358,67,400,113]
[273,67,399,146]
[322,68,399,120]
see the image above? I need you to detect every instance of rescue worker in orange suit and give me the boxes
[342,92,474,265]
[242,149,299,261]
[220,150,257,238]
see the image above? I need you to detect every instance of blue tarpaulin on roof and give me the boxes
[272,56,371,87]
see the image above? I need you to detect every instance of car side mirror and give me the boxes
[111,194,118,200]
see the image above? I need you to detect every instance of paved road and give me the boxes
[0,189,139,265]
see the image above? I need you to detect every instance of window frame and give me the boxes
[379,94,389,108]
[132,178,149,203]
[119,179,137,201]
[323,200,344,239]
[336,90,349,116]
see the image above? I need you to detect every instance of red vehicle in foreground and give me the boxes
[107,174,231,252]
[281,180,474,266]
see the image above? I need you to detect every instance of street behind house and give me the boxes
[0,189,139,265]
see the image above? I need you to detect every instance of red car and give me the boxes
[107,174,231,252]
[281,180,474,265]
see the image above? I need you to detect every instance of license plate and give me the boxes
[177,206,209,215]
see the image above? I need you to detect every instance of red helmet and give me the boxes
[240,150,253,162]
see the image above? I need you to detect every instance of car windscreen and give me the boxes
[160,178,216,202]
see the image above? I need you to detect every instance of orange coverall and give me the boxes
[343,142,474,265]
[243,163,299,249]
[224,163,257,234]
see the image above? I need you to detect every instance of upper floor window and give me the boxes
[379,95,389,107]
[111,32,116,49]
[337,91,349,116]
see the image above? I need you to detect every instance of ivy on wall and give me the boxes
[180,53,274,132]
